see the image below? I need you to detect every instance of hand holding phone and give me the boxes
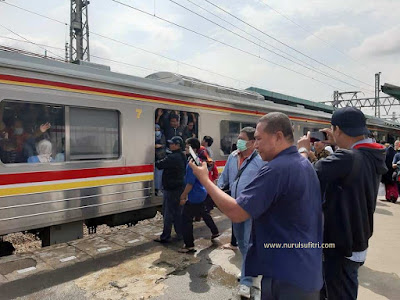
[310,131,327,143]
[188,146,201,166]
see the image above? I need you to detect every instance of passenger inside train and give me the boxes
[0,100,119,164]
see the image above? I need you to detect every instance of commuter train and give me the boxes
[0,51,398,246]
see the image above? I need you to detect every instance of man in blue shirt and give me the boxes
[179,138,219,253]
[217,127,265,298]
[190,112,323,299]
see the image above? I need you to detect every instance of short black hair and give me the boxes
[186,137,200,151]
[203,135,214,146]
[170,114,179,121]
[240,127,255,140]
[258,112,294,143]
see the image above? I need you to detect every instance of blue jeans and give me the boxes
[160,188,183,241]
[154,167,163,190]
[233,218,252,287]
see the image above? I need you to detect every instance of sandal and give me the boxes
[221,243,238,250]
[178,247,196,253]
[154,237,170,244]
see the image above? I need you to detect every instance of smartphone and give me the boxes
[188,146,201,166]
[310,131,327,142]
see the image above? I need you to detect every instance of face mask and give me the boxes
[236,139,247,152]
[14,128,24,135]
[155,131,162,139]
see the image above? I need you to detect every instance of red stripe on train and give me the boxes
[215,160,227,167]
[0,164,154,186]
[0,74,263,116]
[0,74,337,124]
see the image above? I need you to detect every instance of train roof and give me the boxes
[145,72,264,101]
[0,51,334,121]
[2,51,400,132]
[247,87,334,114]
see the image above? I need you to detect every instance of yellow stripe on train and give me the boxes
[0,174,154,197]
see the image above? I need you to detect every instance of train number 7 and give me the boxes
[136,108,142,119]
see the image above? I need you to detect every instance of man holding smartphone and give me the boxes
[189,113,323,299]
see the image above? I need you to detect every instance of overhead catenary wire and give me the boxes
[168,0,372,93]
[203,0,374,89]
[0,24,65,60]
[258,0,374,73]
[110,0,343,91]
[0,0,258,88]
[90,31,256,87]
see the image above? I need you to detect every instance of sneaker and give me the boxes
[236,272,241,280]
[238,284,251,299]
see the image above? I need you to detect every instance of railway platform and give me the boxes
[1,193,400,299]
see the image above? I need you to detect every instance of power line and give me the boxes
[203,0,373,89]
[0,44,64,61]
[168,0,372,92]
[0,24,65,60]
[0,1,68,26]
[110,0,342,90]
[258,0,374,73]
[90,31,256,87]
[0,35,65,51]
[0,1,257,88]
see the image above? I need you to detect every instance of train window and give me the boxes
[70,107,119,160]
[0,100,65,164]
[155,108,199,142]
[220,121,256,155]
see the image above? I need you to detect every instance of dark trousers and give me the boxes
[182,201,219,248]
[323,253,363,300]
[231,224,237,246]
[261,277,319,300]
[160,188,184,241]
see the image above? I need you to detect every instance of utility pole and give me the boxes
[375,72,381,118]
[70,0,90,62]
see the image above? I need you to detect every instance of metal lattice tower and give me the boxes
[70,0,90,62]
[323,73,400,120]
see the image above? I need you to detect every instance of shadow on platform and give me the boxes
[359,266,400,299]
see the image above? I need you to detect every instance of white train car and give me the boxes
[0,51,398,247]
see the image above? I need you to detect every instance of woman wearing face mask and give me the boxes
[155,124,166,196]
[27,139,53,163]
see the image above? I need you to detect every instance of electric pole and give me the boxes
[70,0,90,62]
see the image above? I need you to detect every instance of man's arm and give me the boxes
[202,178,250,222]
[216,154,231,188]
[180,184,193,205]
[313,150,353,191]
[190,161,250,222]
[155,155,174,170]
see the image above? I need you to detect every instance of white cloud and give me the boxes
[305,24,361,47]
[350,26,400,58]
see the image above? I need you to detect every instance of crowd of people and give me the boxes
[0,102,64,164]
[155,106,387,300]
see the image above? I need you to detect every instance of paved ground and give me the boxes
[0,186,399,299]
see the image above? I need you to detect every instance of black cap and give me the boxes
[331,107,369,137]
[167,136,183,147]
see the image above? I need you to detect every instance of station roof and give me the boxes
[246,87,334,114]
[382,83,400,101]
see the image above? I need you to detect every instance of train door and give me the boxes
[154,108,199,196]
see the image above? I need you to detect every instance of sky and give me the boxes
[0,0,399,117]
